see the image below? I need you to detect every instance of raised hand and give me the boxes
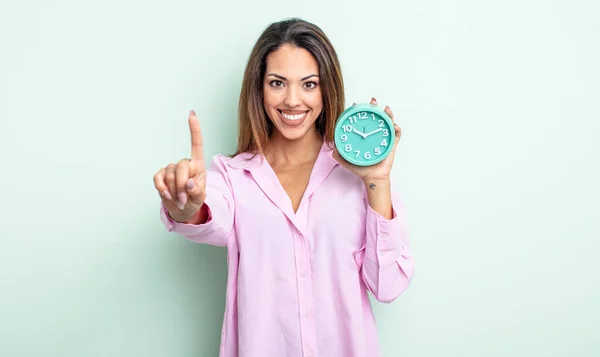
[153,110,207,222]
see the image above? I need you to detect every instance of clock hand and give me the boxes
[364,128,383,137]
[352,128,367,138]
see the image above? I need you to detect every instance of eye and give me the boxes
[269,80,284,87]
[304,81,318,90]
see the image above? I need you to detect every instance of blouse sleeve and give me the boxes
[355,193,415,303]
[159,155,235,248]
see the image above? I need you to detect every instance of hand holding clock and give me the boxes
[332,97,402,182]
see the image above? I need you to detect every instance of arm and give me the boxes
[160,155,235,248]
[355,178,414,303]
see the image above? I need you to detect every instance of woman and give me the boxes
[153,18,414,357]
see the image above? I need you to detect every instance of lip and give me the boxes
[277,109,309,127]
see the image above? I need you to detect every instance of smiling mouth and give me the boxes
[278,109,308,121]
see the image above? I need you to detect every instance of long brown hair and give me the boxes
[233,18,345,156]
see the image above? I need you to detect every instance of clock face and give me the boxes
[334,104,395,166]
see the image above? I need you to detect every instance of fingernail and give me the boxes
[372,97,377,102]
[178,192,187,206]
[177,202,185,210]
[186,179,195,190]
[163,190,172,200]
[189,110,196,117]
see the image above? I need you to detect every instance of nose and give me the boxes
[283,86,301,107]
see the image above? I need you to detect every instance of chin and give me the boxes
[278,128,312,141]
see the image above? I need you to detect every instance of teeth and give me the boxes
[281,111,306,121]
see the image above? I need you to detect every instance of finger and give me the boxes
[188,158,199,179]
[391,122,402,149]
[384,105,401,142]
[384,105,395,122]
[186,160,201,191]
[394,124,402,144]
[153,168,173,201]
[189,110,204,163]
[186,178,204,203]
[186,166,206,204]
[176,159,190,209]
[164,164,177,203]
[186,157,203,193]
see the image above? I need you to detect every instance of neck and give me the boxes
[265,127,323,166]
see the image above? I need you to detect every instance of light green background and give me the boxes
[1,0,598,356]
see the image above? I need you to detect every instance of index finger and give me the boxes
[188,110,204,162]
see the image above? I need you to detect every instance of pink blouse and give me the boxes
[160,141,414,357]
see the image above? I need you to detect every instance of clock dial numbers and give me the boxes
[343,145,385,157]
[348,112,368,124]
[335,105,394,165]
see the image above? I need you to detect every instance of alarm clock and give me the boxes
[333,103,395,166]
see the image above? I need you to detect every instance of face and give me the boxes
[263,44,323,141]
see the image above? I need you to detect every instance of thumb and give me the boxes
[186,160,206,204]
[185,176,206,203]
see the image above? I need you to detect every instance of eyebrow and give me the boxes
[267,73,319,81]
